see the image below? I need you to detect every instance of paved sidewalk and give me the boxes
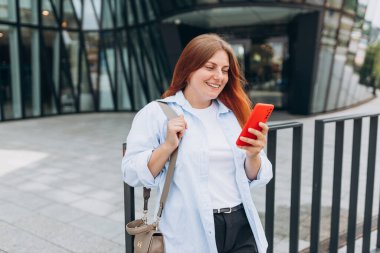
[0,93,379,253]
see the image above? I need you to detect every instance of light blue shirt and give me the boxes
[122,91,273,253]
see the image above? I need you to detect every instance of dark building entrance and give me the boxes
[160,6,321,114]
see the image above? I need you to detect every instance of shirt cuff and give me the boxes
[135,149,160,188]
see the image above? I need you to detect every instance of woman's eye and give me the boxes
[222,69,229,73]
[205,66,213,70]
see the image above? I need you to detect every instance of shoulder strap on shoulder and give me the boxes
[142,101,179,221]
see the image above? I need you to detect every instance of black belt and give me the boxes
[213,204,243,214]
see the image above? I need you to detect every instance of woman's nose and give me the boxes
[213,68,223,80]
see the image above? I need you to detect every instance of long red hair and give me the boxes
[162,34,251,128]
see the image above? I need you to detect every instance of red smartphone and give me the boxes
[236,103,274,146]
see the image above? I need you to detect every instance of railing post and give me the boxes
[310,120,324,252]
[362,116,378,252]
[124,184,134,253]
[266,130,277,253]
[123,143,134,253]
[378,196,380,249]
[329,121,345,253]
[347,118,363,253]
[289,125,302,253]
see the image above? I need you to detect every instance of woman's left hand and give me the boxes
[237,122,269,159]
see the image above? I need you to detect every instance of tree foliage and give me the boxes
[360,41,380,87]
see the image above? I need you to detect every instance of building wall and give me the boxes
[0,0,375,121]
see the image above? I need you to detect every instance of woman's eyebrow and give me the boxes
[206,61,229,68]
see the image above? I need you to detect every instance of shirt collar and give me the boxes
[158,90,231,115]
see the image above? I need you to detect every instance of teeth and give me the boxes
[206,82,221,88]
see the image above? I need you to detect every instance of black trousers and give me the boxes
[214,208,259,253]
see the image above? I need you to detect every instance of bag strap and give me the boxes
[142,101,179,221]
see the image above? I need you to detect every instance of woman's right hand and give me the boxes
[164,115,187,151]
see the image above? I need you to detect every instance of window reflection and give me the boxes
[343,0,357,14]
[42,0,58,27]
[19,0,38,25]
[326,0,343,9]
[305,0,324,5]
[243,37,288,108]
[63,0,79,29]
[0,1,16,22]
[0,24,12,119]
[322,10,339,47]
[83,0,99,30]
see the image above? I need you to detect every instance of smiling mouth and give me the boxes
[206,82,221,88]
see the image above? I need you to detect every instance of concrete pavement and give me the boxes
[0,93,379,252]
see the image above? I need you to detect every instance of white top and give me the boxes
[192,101,242,209]
[122,91,273,253]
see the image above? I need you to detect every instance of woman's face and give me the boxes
[184,50,230,108]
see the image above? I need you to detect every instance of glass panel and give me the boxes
[244,37,288,108]
[321,10,340,47]
[126,0,135,26]
[92,0,101,20]
[0,24,14,119]
[140,28,161,100]
[41,30,58,115]
[101,0,114,29]
[102,31,115,86]
[142,27,162,94]
[343,0,357,14]
[62,31,79,92]
[129,29,147,109]
[348,29,361,54]
[99,51,114,110]
[61,31,79,113]
[326,46,347,111]
[278,0,303,3]
[116,0,126,27]
[9,25,22,118]
[72,0,82,19]
[336,65,351,108]
[19,0,38,24]
[143,0,156,21]
[130,0,145,24]
[83,0,99,30]
[0,0,16,22]
[326,0,343,8]
[20,28,41,117]
[117,32,131,110]
[197,0,218,4]
[60,69,76,113]
[109,0,115,12]
[80,53,95,111]
[63,0,79,28]
[356,1,367,18]
[311,45,334,113]
[305,0,324,5]
[84,32,99,108]
[338,15,354,47]
[175,0,193,8]
[42,0,58,27]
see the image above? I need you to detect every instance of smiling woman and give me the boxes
[122,33,273,253]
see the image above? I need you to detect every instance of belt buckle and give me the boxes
[224,207,232,213]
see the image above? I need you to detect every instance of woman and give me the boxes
[122,34,272,253]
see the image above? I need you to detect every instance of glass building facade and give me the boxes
[0,0,376,121]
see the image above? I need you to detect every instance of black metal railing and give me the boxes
[122,113,379,253]
[309,113,379,253]
[266,122,303,253]
[122,143,134,253]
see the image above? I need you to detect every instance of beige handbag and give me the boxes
[126,101,179,253]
